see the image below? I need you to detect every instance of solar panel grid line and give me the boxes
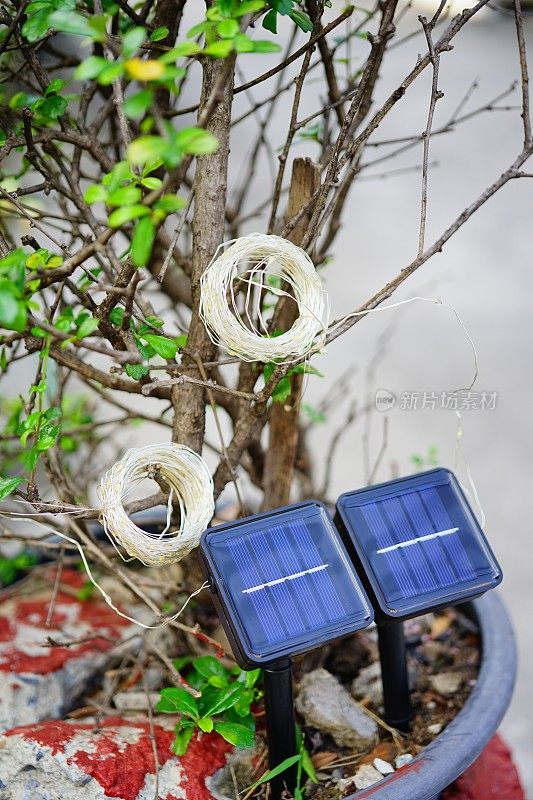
[421,488,477,581]
[381,496,439,593]
[361,504,418,598]
[249,528,307,636]
[290,519,347,620]
[360,487,480,602]
[270,525,325,628]
[227,520,350,646]
[228,538,286,642]
[401,490,458,586]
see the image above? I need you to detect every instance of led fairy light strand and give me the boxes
[97,443,215,567]
[199,232,329,363]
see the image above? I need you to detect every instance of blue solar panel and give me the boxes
[335,469,502,620]
[200,502,373,668]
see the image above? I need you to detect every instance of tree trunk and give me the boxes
[172,57,235,452]
[261,157,321,510]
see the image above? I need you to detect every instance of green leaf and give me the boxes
[246,755,301,791]
[124,89,153,119]
[290,363,323,377]
[174,127,218,156]
[108,204,149,227]
[199,684,243,718]
[25,249,49,269]
[187,21,208,37]
[198,717,214,733]
[45,79,66,95]
[140,177,162,190]
[233,33,254,52]
[160,42,201,62]
[107,185,142,206]
[0,291,21,328]
[244,668,261,689]
[22,10,51,42]
[141,333,177,359]
[289,9,313,32]
[48,9,103,38]
[153,194,186,213]
[301,747,318,783]
[122,26,146,58]
[102,161,133,191]
[76,316,98,338]
[84,184,108,205]
[0,285,26,333]
[22,445,39,471]
[234,0,266,15]
[272,376,291,404]
[150,26,169,42]
[97,63,125,86]
[37,422,60,451]
[125,363,149,380]
[172,724,194,756]
[203,39,234,58]
[208,675,229,688]
[108,307,124,325]
[0,476,23,501]
[157,687,199,717]
[75,56,108,80]
[128,135,168,165]
[173,655,193,671]
[217,18,239,38]
[249,39,281,53]
[37,95,68,120]
[131,217,156,268]
[262,8,277,33]
[193,655,227,680]
[213,722,255,749]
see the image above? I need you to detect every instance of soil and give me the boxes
[299,607,481,799]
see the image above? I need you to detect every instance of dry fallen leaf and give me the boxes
[311,751,339,769]
[359,741,398,766]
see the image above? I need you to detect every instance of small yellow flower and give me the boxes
[125,58,165,81]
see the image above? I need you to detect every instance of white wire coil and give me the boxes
[98,443,214,567]
[199,232,328,363]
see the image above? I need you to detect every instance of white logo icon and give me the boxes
[375,389,396,412]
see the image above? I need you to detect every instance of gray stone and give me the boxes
[373,757,394,775]
[429,671,463,698]
[427,722,443,735]
[295,668,377,749]
[395,754,414,769]
[207,749,255,800]
[350,661,383,706]
[353,765,384,789]
[113,691,160,712]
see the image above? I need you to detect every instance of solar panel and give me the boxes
[335,468,502,621]
[199,501,373,668]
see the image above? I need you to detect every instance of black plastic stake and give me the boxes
[263,659,298,800]
[377,622,411,732]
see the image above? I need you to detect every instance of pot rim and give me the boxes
[347,591,517,800]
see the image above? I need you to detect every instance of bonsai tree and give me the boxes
[0,0,530,749]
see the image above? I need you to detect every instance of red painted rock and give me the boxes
[0,570,136,730]
[0,717,234,800]
[443,735,525,800]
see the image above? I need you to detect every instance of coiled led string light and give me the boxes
[98,443,214,567]
[199,232,328,363]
